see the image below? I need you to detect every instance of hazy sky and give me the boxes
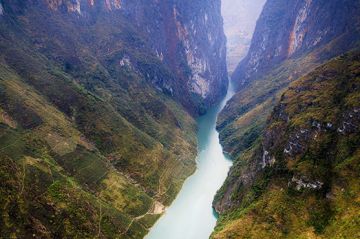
[221,0,266,73]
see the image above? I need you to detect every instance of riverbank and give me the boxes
[145,81,235,239]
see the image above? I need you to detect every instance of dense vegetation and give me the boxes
[212,51,360,238]
[0,1,203,238]
[214,1,360,237]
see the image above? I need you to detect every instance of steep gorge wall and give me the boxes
[213,0,360,238]
[232,0,360,87]
[213,50,360,239]
[31,0,228,114]
[218,0,360,159]
[2,0,228,114]
[0,0,227,238]
[122,0,228,114]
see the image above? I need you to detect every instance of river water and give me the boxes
[145,82,235,239]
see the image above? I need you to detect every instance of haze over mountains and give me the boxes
[221,0,266,73]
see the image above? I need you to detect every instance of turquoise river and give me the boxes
[146,82,235,239]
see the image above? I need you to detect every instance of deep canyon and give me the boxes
[0,0,359,239]
[145,80,234,239]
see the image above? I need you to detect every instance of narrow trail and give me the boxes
[120,197,166,236]
[120,177,167,237]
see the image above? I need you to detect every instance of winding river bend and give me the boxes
[146,82,235,239]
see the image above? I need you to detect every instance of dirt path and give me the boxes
[120,200,166,236]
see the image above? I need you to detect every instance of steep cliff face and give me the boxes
[122,0,228,114]
[232,0,360,87]
[213,50,360,239]
[0,0,226,238]
[4,0,228,114]
[218,0,360,159]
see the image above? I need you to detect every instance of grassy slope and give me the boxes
[217,34,360,159]
[212,51,360,238]
[0,4,197,238]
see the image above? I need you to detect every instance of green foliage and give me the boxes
[307,201,333,234]
[0,3,198,238]
[213,51,360,238]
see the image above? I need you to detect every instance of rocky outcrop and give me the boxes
[17,0,227,114]
[232,0,360,87]
[121,0,228,114]
[217,0,360,162]
[213,51,360,238]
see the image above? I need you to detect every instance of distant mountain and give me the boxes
[0,0,226,238]
[221,0,266,74]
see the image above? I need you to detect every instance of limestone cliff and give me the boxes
[232,0,360,87]
[218,0,360,159]
[26,0,228,114]
[122,0,228,114]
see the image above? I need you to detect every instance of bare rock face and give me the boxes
[78,0,228,114]
[121,0,228,114]
[0,3,4,15]
[44,0,121,12]
[232,0,360,87]
[3,0,227,114]
[104,0,229,114]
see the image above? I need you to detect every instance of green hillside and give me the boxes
[0,3,197,238]
[212,51,360,238]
